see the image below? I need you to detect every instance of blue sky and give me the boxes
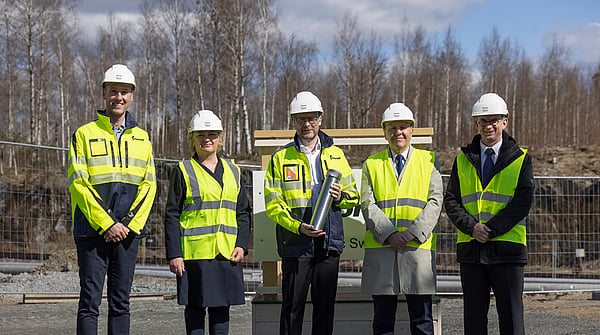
[452,0,600,65]
[79,0,600,67]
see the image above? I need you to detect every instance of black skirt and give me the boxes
[177,256,245,307]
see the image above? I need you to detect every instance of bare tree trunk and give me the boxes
[57,36,66,162]
[160,74,167,155]
[4,7,14,138]
[234,58,241,154]
[444,63,450,148]
[240,49,252,154]
[161,0,187,155]
[38,10,48,145]
[25,1,36,144]
[259,0,271,130]
[194,13,205,111]
[511,75,517,135]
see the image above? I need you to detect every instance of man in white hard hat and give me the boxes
[444,93,534,335]
[264,91,359,335]
[68,64,157,334]
[360,103,443,335]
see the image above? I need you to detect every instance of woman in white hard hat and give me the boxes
[164,110,250,334]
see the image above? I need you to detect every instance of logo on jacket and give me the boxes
[329,155,341,160]
[89,138,108,157]
[283,164,299,182]
[131,136,145,141]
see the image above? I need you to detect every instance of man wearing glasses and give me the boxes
[444,93,534,335]
[264,91,359,335]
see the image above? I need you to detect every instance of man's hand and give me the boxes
[299,223,325,238]
[104,222,130,243]
[386,230,416,249]
[169,257,185,277]
[472,223,491,243]
[230,247,245,263]
[329,183,342,202]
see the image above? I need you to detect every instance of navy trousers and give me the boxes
[460,263,525,335]
[75,234,140,335]
[280,251,340,335]
[372,294,434,335]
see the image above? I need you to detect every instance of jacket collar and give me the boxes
[293,130,334,152]
[96,110,139,130]
[462,131,523,171]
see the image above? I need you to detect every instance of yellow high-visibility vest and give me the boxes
[178,158,241,260]
[456,149,527,245]
[364,149,436,251]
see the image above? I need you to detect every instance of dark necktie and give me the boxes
[482,148,495,185]
[395,154,405,176]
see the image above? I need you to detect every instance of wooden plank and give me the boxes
[22,293,174,304]
[262,262,281,287]
[261,155,271,170]
[254,128,433,139]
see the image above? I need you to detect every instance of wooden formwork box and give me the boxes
[252,128,441,335]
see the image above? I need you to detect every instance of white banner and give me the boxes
[252,170,366,261]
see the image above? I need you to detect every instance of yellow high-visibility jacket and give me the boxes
[68,111,156,236]
[264,131,359,257]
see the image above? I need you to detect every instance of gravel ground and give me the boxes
[1,272,600,334]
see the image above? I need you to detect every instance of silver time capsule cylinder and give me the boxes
[310,169,342,231]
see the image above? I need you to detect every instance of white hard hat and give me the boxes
[188,110,223,133]
[381,103,415,127]
[289,91,323,115]
[102,64,136,90]
[472,93,508,117]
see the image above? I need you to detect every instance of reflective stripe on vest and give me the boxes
[456,149,527,245]
[364,148,436,251]
[178,158,240,260]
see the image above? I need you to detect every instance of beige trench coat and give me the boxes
[360,146,444,295]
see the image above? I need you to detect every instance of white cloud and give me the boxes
[77,13,141,41]
[278,0,481,53]
[544,23,600,66]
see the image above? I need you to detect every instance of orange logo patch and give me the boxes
[284,165,299,181]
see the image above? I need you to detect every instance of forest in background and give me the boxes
[1,0,599,160]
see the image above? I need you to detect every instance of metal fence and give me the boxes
[1,141,599,279]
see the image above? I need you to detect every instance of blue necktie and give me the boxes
[482,148,495,185]
[395,154,405,176]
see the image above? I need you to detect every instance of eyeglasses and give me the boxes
[293,116,320,125]
[195,133,220,140]
[476,117,505,127]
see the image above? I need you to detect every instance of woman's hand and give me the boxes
[230,247,245,263]
[169,257,185,277]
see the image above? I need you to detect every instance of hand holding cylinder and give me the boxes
[299,222,325,237]
[329,182,342,202]
[309,169,342,231]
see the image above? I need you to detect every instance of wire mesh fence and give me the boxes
[1,141,599,279]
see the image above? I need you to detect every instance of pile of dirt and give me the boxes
[31,249,78,274]
[524,291,600,324]
[436,145,600,176]
[342,145,600,176]
[527,146,600,177]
